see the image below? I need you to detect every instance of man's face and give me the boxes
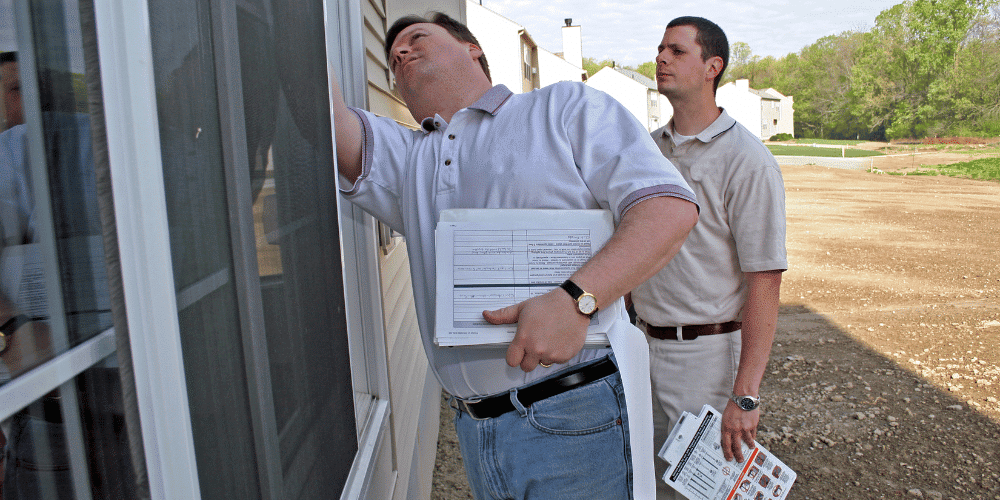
[1,61,23,129]
[655,25,717,98]
[388,23,480,98]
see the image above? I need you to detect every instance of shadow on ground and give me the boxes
[431,305,1000,500]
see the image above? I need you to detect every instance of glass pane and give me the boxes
[2,358,137,499]
[243,1,357,495]
[147,0,357,497]
[1,0,112,382]
[146,0,261,497]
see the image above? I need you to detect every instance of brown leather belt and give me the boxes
[642,320,742,341]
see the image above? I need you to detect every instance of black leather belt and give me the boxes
[643,319,742,341]
[452,357,618,420]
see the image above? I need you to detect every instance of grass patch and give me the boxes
[954,146,1000,156]
[792,138,866,146]
[884,157,1000,182]
[768,145,883,157]
[930,157,1000,182]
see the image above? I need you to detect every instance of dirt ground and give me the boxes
[431,153,1000,499]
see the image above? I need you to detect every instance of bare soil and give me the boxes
[432,157,1000,500]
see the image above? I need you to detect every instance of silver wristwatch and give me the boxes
[731,394,760,411]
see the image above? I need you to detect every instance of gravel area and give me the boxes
[432,159,1000,499]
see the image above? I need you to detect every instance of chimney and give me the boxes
[562,19,582,69]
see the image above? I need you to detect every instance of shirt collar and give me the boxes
[419,84,514,134]
[662,107,737,144]
[468,84,514,115]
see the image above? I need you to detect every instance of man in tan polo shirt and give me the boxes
[631,16,787,499]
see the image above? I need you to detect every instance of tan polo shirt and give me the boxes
[633,109,787,327]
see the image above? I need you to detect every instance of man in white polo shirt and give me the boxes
[631,16,787,500]
[330,12,699,499]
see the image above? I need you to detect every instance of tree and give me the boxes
[851,0,994,139]
[582,57,615,78]
[791,32,865,139]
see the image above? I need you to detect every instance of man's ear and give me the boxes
[468,44,483,60]
[706,56,723,81]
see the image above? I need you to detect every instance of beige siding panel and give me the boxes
[366,0,387,23]
[379,241,434,500]
[368,88,416,127]
[369,435,397,500]
[408,370,442,500]
[365,53,391,95]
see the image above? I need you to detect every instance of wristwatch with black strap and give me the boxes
[559,279,598,317]
[0,314,30,355]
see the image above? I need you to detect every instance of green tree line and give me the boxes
[591,0,999,140]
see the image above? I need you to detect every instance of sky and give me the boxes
[480,0,904,66]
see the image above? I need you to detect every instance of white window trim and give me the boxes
[92,0,202,498]
[324,0,395,498]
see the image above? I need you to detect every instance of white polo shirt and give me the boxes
[342,82,696,398]
[633,109,787,327]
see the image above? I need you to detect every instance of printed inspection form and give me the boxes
[434,209,623,347]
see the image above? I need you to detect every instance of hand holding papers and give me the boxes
[434,209,623,347]
[659,405,797,500]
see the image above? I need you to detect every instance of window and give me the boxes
[143,0,357,497]
[1,0,137,498]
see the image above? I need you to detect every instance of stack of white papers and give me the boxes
[659,405,797,500]
[434,209,622,347]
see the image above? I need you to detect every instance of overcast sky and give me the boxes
[480,0,903,66]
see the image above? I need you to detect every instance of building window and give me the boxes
[1,1,136,498]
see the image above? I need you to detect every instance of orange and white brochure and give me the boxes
[658,405,797,500]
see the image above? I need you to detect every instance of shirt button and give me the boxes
[434,121,441,128]
[445,159,452,165]
[448,134,456,140]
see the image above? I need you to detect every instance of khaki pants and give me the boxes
[643,324,742,500]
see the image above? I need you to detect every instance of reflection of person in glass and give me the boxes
[0,52,23,131]
[0,51,75,499]
[0,51,52,377]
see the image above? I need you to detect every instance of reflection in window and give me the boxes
[1,0,137,498]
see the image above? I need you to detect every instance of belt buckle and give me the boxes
[452,397,489,421]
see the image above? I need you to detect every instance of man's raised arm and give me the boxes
[329,71,363,184]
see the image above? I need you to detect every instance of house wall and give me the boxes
[717,79,763,139]
[587,67,654,132]
[777,94,794,137]
[360,0,467,498]
[466,1,527,93]
[657,94,673,130]
[537,47,585,87]
[760,98,780,140]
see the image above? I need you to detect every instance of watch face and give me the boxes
[578,294,598,315]
[736,396,758,411]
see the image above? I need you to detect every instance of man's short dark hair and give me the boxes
[666,16,728,91]
[0,51,17,64]
[385,12,491,82]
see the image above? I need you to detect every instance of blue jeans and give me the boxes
[452,355,633,499]
[3,411,74,500]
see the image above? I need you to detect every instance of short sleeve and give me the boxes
[338,107,412,234]
[561,85,696,222]
[729,157,787,273]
